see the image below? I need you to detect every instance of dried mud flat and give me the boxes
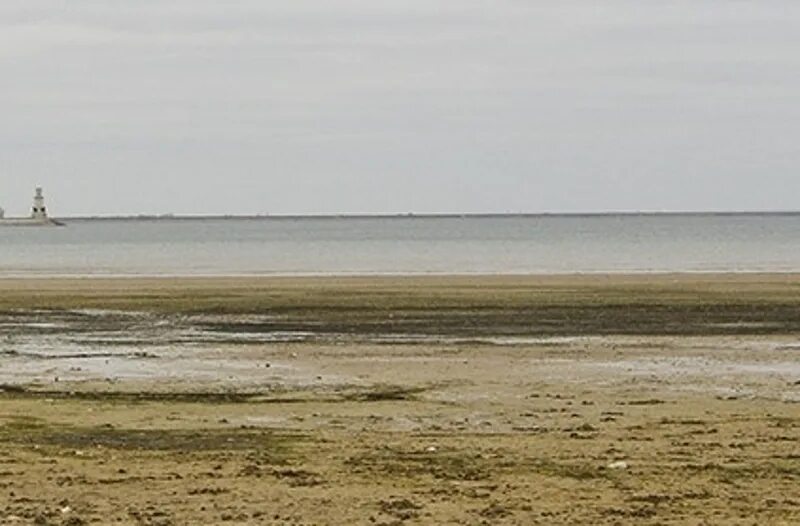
[0,275,799,525]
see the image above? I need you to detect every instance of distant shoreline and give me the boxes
[2,270,800,281]
[53,210,800,221]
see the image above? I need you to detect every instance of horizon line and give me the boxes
[52,210,800,220]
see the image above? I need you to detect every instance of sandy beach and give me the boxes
[1,275,799,525]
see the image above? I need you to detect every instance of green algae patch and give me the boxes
[0,418,304,456]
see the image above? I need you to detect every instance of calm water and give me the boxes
[0,215,798,276]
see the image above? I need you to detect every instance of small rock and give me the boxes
[607,461,629,470]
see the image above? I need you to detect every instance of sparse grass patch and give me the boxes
[0,385,435,407]
[346,446,611,483]
[530,458,612,480]
[684,461,800,483]
[0,389,258,404]
[379,498,423,520]
[341,384,429,402]
[0,419,305,459]
[346,447,498,481]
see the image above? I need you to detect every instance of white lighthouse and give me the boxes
[0,187,60,226]
[31,187,47,220]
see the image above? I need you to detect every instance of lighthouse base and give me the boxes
[0,217,63,227]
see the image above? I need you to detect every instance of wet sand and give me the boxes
[0,275,799,525]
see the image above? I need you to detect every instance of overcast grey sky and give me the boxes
[1,1,799,216]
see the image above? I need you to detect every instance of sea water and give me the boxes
[0,214,798,276]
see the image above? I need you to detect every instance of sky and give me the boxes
[1,1,799,216]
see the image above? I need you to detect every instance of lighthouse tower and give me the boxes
[31,187,48,221]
